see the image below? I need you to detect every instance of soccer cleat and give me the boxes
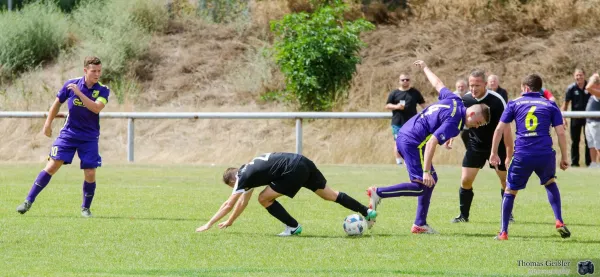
[451,214,469,223]
[509,214,515,223]
[365,209,378,229]
[278,225,302,237]
[366,186,381,211]
[556,221,571,238]
[81,208,93,218]
[411,224,438,234]
[495,231,508,240]
[16,200,33,214]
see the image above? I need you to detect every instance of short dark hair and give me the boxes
[84,56,102,68]
[469,69,486,81]
[222,167,238,185]
[574,68,585,75]
[522,73,543,92]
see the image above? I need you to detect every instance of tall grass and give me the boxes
[72,0,169,82]
[0,2,69,80]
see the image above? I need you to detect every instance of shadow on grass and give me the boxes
[444,232,600,244]
[476,220,600,227]
[26,215,198,222]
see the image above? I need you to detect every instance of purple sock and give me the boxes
[82,181,96,208]
[545,182,563,222]
[26,170,52,203]
[415,186,434,226]
[501,193,515,233]
[376,182,426,198]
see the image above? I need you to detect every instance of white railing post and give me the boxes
[295,118,302,154]
[127,118,134,162]
[8,0,12,11]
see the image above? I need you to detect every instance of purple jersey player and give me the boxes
[16,56,110,218]
[367,60,491,234]
[489,73,570,240]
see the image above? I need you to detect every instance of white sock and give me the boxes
[396,158,403,164]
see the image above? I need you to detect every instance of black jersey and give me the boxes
[232,152,302,194]
[462,90,507,153]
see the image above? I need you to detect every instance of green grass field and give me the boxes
[1,164,599,276]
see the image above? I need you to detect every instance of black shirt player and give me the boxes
[195,152,378,236]
[451,70,514,223]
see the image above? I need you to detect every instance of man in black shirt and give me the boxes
[195,152,378,236]
[561,68,591,167]
[451,69,514,223]
[386,73,427,165]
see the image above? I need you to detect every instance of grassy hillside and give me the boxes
[1,0,599,165]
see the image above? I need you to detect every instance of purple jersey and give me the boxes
[399,87,466,146]
[57,77,110,141]
[500,92,563,155]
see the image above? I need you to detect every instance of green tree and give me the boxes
[270,0,375,111]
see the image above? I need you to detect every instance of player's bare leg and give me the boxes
[81,168,96,218]
[258,187,302,236]
[17,159,64,214]
[316,186,377,228]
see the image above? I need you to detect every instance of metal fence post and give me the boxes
[127,118,134,162]
[295,118,302,154]
[8,0,13,11]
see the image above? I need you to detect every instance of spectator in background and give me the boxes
[541,87,556,102]
[585,73,600,168]
[487,74,509,102]
[386,73,427,165]
[453,79,469,98]
[562,68,591,167]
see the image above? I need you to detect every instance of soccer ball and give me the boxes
[343,214,367,236]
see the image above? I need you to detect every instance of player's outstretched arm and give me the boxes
[490,122,509,167]
[196,193,242,233]
[43,98,62,137]
[218,189,254,229]
[554,124,570,170]
[413,60,445,93]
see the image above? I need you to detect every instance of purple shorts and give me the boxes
[507,152,556,190]
[49,136,102,169]
[396,133,438,183]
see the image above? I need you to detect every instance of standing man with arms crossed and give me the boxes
[451,70,514,223]
[562,68,591,167]
[386,73,427,165]
[490,73,570,240]
[367,60,491,234]
[16,56,110,217]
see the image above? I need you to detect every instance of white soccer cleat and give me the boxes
[366,186,381,211]
[277,225,302,237]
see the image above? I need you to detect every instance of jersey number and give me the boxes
[248,153,271,165]
[525,106,538,131]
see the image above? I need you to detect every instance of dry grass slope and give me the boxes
[1,0,599,165]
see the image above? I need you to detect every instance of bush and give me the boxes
[0,2,69,77]
[197,0,249,23]
[72,0,168,81]
[271,1,375,111]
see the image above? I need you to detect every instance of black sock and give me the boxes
[335,192,369,217]
[501,188,505,199]
[265,201,298,228]
[459,187,474,218]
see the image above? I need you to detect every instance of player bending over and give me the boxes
[195,152,377,236]
[367,60,490,234]
[490,73,570,240]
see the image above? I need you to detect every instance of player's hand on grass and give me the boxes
[43,124,52,137]
[443,138,453,150]
[560,158,569,170]
[413,60,427,70]
[218,221,232,229]
[195,224,212,233]
[422,172,435,188]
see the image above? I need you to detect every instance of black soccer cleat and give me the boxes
[556,221,571,238]
[16,200,32,214]
[451,214,469,223]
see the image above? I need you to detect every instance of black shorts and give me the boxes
[269,156,327,198]
[462,150,507,171]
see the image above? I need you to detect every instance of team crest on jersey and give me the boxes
[92,90,99,98]
[73,98,85,107]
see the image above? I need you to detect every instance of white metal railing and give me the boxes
[2,111,599,162]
